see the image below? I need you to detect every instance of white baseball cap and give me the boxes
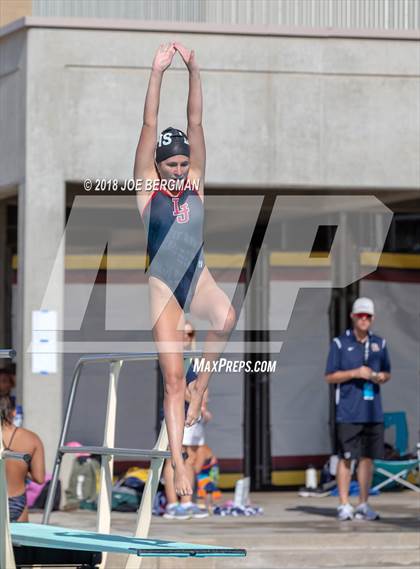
[352,297,375,315]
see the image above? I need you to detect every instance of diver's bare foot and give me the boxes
[185,383,204,427]
[172,461,193,496]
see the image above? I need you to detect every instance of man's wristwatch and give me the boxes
[371,371,378,380]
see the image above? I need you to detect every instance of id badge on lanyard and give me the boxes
[363,338,374,401]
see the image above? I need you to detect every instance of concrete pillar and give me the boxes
[0,202,6,348]
[15,30,67,469]
[17,176,65,470]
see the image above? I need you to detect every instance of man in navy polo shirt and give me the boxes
[325,297,391,521]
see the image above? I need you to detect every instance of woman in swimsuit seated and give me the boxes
[135,42,236,496]
[1,395,45,522]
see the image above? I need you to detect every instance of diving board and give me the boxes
[12,523,246,558]
[2,350,247,568]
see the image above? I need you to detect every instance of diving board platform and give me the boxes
[12,523,246,558]
[2,350,247,569]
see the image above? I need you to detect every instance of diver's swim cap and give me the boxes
[155,127,190,163]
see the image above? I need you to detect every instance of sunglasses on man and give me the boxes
[354,313,373,320]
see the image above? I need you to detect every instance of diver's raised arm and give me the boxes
[174,42,206,177]
[134,43,176,180]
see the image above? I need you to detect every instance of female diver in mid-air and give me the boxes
[134,42,235,496]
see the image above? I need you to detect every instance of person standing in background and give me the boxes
[325,297,391,521]
[195,443,222,509]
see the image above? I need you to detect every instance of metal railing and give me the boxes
[0,349,16,359]
[42,351,198,569]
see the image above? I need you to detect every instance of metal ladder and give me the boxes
[43,352,197,569]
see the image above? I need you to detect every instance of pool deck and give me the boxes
[27,490,420,568]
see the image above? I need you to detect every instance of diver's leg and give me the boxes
[187,268,236,426]
[150,278,192,496]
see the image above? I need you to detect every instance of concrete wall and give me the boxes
[25,27,420,189]
[361,280,420,450]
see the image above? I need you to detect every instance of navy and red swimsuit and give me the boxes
[141,183,205,311]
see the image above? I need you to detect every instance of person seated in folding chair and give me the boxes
[1,395,45,521]
[325,297,391,521]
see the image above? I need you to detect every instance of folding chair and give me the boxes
[372,458,420,493]
[372,411,420,493]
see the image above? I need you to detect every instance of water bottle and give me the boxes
[234,477,250,507]
[329,455,339,477]
[14,405,23,427]
[234,478,244,507]
[305,465,318,489]
[76,474,85,500]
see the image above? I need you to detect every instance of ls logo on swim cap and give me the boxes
[158,130,189,147]
[172,198,190,224]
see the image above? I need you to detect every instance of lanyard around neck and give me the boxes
[363,337,370,365]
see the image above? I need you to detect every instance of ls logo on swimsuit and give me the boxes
[172,197,190,224]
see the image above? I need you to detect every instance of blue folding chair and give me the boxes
[372,412,420,493]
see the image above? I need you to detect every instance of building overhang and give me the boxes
[1,15,420,41]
